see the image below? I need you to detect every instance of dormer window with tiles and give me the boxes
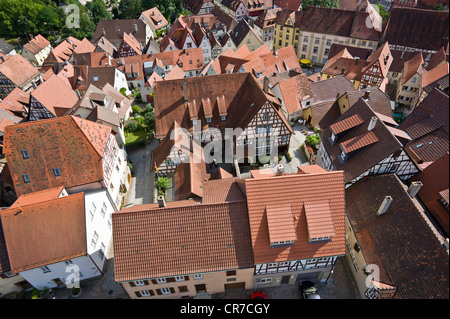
[265,205,297,248]
[304,202,335,243]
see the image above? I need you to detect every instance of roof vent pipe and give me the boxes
[376,196,393,216]
[368,116,377,131]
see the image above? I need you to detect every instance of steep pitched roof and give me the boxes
[244,171,346,264]
[23,34,51,55]
[140,7,169,30]
[3,116,111,196]
[383,7,449,52]
[319,99,405,184]
[0,192,86,273]
[346,174,449,299]
[153,72,290,139]
[112,201,253,282]
[409,153,449,236]
[399,88,449,165]
[30,74,79,116]
[92,19,148,45]
[0,55,39,87]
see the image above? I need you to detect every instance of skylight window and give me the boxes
[23,174,30,183]
[22,150,29,159]
[53,168,61,177]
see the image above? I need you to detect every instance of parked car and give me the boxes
[250,291,267,299]
[299,281,321,299]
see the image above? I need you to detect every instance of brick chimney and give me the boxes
[263,76,269,93]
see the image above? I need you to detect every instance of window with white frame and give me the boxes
[260,278,272,284]
[156,278,167,284]
[91,231,99,248]
[140,290,151,297]
[135,280,145,286]
[161,287,171,295]
[175,276,185,282]
[194,274,203,280]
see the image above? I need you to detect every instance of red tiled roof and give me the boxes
[0,192,86,273]
[340,130,379,153]
[330,114,364,134]
[30,74,79,116]
[304,202,336,240]
[23,34,50,55]
[112,201,254,282]
[266,205,297,243]
[10,186,65,208]
[297,164,328,174]
[4,116,111,197]
[245,171,346,264]
[409,152,449,235]
[0,54,39,87]
[346,174,449,299]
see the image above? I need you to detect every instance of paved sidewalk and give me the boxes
[212,257,360,299]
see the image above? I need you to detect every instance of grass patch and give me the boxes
[125,129,149,144]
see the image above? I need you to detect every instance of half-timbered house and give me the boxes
[27,74,79,121]
[242,169,346,286]
[117,33,143,58]
[3,116,130,210]
[152,73,293,174]
[318,95,419,188]
[0,55,40,99]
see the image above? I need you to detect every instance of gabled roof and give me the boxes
[0,192,86,273]
[244,170,346,264]
[140,7,169,30]
[319,99,405,184]
[92,19,148,45]
[112,200,253,282]
[409,152,449,236]
[0,87,30,115]
[383,7,449,52]
[346,173,449,299]
[4,116,111,197]
[23,34,51,55]
[30,74,79,116]
[0,55,39,87]
[46,37,94,63]
[399,88,449,165]
[153,72,291,139]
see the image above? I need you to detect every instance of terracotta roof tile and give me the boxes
[383,7,449,52]
[346,174,449,298]
[112,201,253,282]
[0,55,39,88]
[30,74,79,116]
[0,192,86,273]
[4,116,110,196]
[409,153,449,235]
[340,130,379,153]
[245,171,346,264]
[330,114,364,134]
[266,205,297,243]
[304,202,336,239]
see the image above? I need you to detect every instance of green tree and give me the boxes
[302,0,339,9]
[118,0,143,19]
[143,110,155,132]
[86,0,112,24]
[155,177,170,195]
